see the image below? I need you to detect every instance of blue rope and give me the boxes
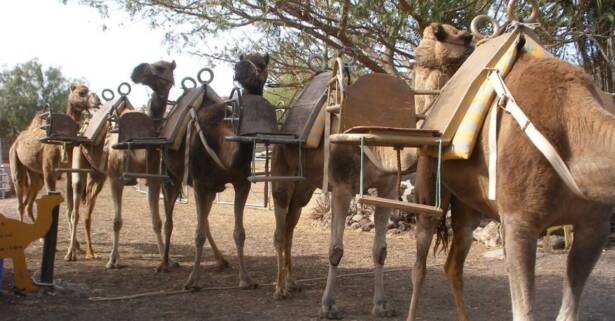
[360,136,365,195]
[435,139,442,209]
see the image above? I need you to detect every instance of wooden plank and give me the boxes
[329,133,446,147]
[247,176,305,182]
[344,126,441,136]
[355,194,443,216]
[54,168,94,173]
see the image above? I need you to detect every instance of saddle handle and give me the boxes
[118,82,131,96]
[507,0,540,23]
[101,89,115,102]
[197,68,214,84]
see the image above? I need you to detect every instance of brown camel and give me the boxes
[407,23,475,321]
[9,84,93,222]
[271,24,473,319]
[0,193,64,291]
[183,53,270,290]
[411,38,615,321]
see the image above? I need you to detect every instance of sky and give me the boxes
[0,0,235,107]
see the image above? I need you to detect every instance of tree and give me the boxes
[72,0,613,91]
[0,59,74,142]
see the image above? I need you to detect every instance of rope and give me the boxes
[359,136,365,194]
[396,148,402,199]
[87,265,442,302]
[435,139,442,209]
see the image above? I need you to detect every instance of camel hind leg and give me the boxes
[371,188,397,318]
[157,181,182,272]
[444,198,481,321]
[82,171,106,259]
[24,172,44,222]
[106,178,124,269]
[9,145,28,221]
[184,182,216,290]
[233,180,257,289]
[555,211,610,321]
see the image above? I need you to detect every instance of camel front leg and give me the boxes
[502,217,538,321]
[83,173,106,259]
[371,200,396,317]
[445,198,480,321]
[65,169,86,261]
[283,202,303,294]
[233,181,257,289]
[272,184,292,300]
[157,181,182,272]
[184,184,215,290]
[25,174,43,223]
[320,185,352,320]
[147,179,165,265]
[555,214,610,321]
[106,179,124,269]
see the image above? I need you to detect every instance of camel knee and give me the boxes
[113,218,123,232]
[329,246,344,266]
[152,217,162,233]
[164,219,173,233]
[373,245,387,266]
[195,231,206,248]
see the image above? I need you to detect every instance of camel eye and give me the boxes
[79,91,88,97]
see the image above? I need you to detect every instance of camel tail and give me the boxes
[9,144,28,191]
[433,214,450,255]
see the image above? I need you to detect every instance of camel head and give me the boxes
[234,53,270,95]
[131,60,176,94]
[88,92,101,110]
[415,23,474,74]
[67,83,92,116]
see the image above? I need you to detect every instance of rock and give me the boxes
[473,221,502,249]
[360,218,373,232]
[483,248,505,260]
[352,214,364,223]
[398,222,407,232]
[350,222,361,230]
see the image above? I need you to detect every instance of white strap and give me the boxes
[488,102,498,200]
[189,108,228,170]
[487,70,585,199]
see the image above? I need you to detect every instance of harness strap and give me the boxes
[189,108,228,170]
[183,118,193,186]
[487,69,585,199]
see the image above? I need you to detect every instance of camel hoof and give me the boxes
[273,288,289,300]
[105,261,122,269]
[85,252,98,260]
[64,252,77,262]
[320,304,342,320]
[156,261,179,273]
[286,279,302,293]
[216,259,230,271]
[238,279,258,290]
[371,302,397,318]
[183,276,200,291]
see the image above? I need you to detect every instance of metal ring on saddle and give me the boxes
[118,82,131,96]
[471,15,500,39]
[507,0,540,23]
[102,89,115,101]
[307,55,325,72]
[181,77,197,90]
[197,68,214,84]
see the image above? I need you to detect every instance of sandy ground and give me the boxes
[0,180,613,321]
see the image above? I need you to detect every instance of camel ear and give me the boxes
[433,24,447,42]
[264,53,270,65]
[171,60,176,70]
[70,84,77,92]
[239,54,245,61]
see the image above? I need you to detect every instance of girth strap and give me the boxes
[189,108,228,171]
[487,69,585,200]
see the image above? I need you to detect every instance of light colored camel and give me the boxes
[183,53,270,290]
[9,84,92,222]
[411,41,615,321]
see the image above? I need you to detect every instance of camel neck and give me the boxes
[243,88,264,96]
[149,91,170,129]
[66,105,83,123]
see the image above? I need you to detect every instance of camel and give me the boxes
[80,60,185,270]
[410,34,615,321]
[183,53,270,290]
[0,193,64,291]
[9,84,93,222]
[270,24,473,319]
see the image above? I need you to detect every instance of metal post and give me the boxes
[40,193,60,284]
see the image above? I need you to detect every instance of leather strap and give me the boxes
[189,108,228,170]
[487,69,585,199]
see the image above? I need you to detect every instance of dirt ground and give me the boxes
[0,181,614,321]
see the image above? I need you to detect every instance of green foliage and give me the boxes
[72,0,613,91]
[0,59,73,142]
